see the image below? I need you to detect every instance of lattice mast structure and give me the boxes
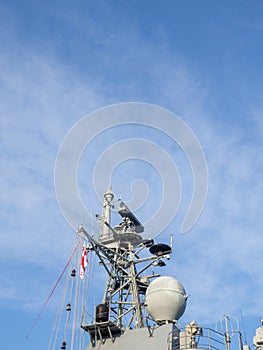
[79,185,175,338]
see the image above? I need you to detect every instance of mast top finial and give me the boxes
[104,184,114,201]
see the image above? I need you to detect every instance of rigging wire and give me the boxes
[78,246,93,350]
[58,236,81,350]
[240,309,248,345]
[26,240,81,339]
[70,240,82,350]
[49,259,72,350]
[33,230,95,350]
[48,234,92,350]
[63,256,76,343]
[51,235,81,350]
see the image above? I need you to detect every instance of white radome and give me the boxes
[145,276,187,322]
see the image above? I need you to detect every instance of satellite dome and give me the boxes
[145,276,187,323]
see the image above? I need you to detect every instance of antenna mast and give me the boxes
[79,186,174,335]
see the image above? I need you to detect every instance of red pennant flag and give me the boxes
[80,243,88,279]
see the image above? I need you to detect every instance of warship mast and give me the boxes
[78,185,188,350]
[53,185,259,350]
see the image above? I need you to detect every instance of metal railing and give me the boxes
[167,327,243,350]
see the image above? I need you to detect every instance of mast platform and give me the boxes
[81,321,122,341]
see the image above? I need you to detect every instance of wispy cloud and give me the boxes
[0,3,262,345]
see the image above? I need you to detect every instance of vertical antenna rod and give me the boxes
[99,184,114,239]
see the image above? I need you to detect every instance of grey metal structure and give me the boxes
[253,319,263,350]
[78,186,257,350]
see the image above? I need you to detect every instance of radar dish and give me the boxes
[149,243,171,256]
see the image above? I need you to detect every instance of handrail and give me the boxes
[166,326,241,350]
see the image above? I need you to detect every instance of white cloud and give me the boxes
[0,7,262,342]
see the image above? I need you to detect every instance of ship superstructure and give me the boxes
[49,185,262,350]
[253,319,263,350]
[76,186,251,350]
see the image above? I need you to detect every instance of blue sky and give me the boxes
[1,1,263,349]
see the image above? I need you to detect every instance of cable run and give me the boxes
[26,240,81,339]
